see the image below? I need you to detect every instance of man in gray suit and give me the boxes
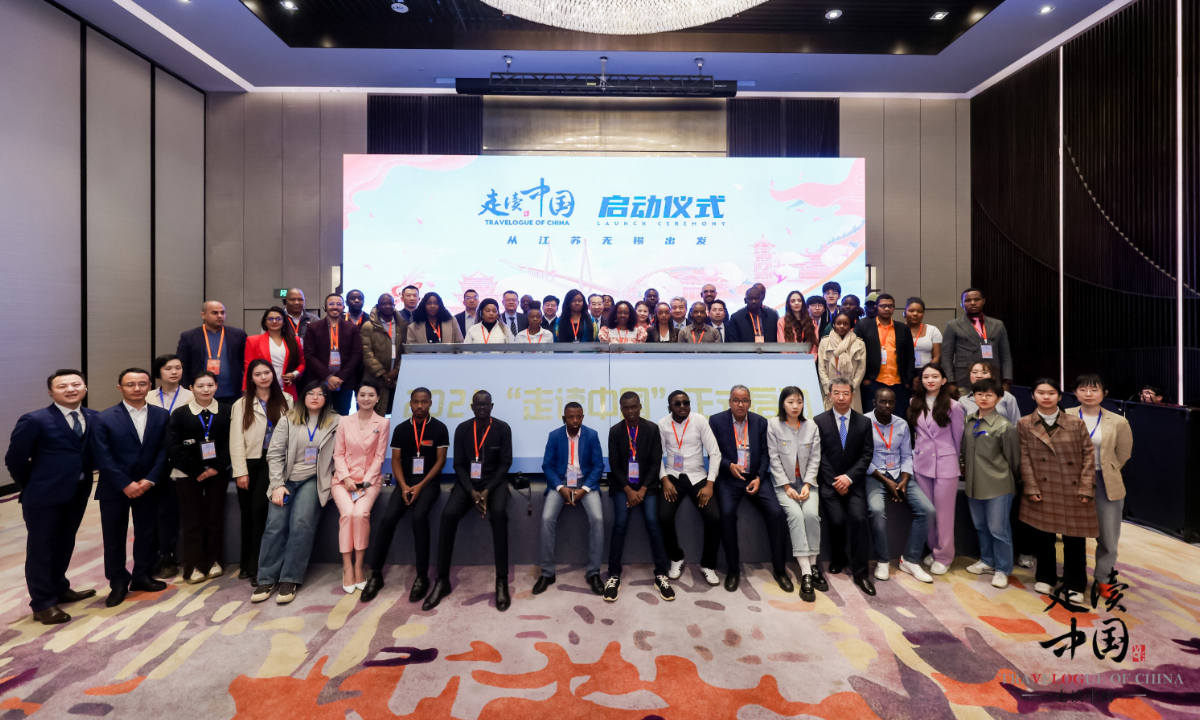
[941,288,1013,396]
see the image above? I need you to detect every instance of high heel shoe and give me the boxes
[355,581,366,591]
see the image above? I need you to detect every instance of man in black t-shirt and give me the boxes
[360,388,449,604]
[424,391,514,612]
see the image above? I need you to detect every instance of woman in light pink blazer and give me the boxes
[906,363,965,575]
[332,378,390,593]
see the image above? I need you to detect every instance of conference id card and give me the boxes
[206,358,221,374]
[672,454,684,471]
[470,462,482,479]
[329,350,342,371]
[412,457,425,475]
[566,468,579,488]
[883,453,899,471]
[754,335,765,343]
[304,446,318,463]
[201,442,217,460]
[391,343,397,359]
[980,344,994,359]
[880,349,888,364]
[737,449,748,468]
[628,462,640,484]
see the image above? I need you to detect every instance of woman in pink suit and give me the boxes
[906,363,965,575]
[331,378,390,593]
[244,307,305,401]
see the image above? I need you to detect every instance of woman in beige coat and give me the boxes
[1074,374,1132,598]
[405,292,464,345]
[816,312,867,412]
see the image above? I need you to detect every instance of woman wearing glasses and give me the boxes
[243,306,305,400]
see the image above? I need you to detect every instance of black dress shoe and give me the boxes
[853,574,877,596]
[360,573,384,602]
[495,579,511,612]
[33,606,70,625]
[811,565,829,593]
[409,575,430,602]
[130,579,168,593]
[586,574,604,596]
[775,572,794,593]
[532,575,556,595]
[827,561,845,576]
[799,574,816,602]
[105,586,129,608]
[421,578,452,611]
[58,588,96,604]
[237,569,251,580]
[724,573,740,592]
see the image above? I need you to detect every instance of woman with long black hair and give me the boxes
[555,289,596,343]
[778,290,818,352]
[243,306,304,400]
[406,292,464,345]
[906,363,965,576]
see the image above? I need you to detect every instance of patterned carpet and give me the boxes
[1,492,1199,720]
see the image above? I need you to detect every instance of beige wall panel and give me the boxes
[839,98,884,283]
[484,97,603,152]
[205,93,245,323]
[243,93,283,316]
[919,99,959,311]
[320,93,368,301]
[955,98,972,311]
[882,98,921,300]
[923,307,958,333]
[282,93,321,311]
[155,71,205,356]
[0,0,81,485]
[86,29,151,410]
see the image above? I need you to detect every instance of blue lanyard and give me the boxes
[260,400,272,432]
[198,410,213,441]
[160,387,180,413]
[1079,409,1101,439]
[306,420,318,444]
[972,419,987,437]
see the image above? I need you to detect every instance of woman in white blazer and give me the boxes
[464,298,512,344]
[1074,374,1133,598]
[766,386,824,603]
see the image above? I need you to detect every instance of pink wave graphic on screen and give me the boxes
[768,158,865,217]
[342,154,476,230]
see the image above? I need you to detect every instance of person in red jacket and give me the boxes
[243,307,304,400]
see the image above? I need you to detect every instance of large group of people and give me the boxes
[4,282,1134,624]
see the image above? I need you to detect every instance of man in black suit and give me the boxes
[454,289,480,337]
[710,386,791,593]
[854,293,916,416]
[304,293,363,415]
[727,285,780,343]
[175,301,248,404]
[814,377,877,596]
[4,370,100,624]
[499,290,527,337]
[91,368,171,607]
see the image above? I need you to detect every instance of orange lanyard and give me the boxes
[412,418,427,449]
[568,434,578,466]
[429,320,441,342]
[671,418,691,453]
[571,316,581,341]
[204,327,225,360]
[473,419,492,461]
[912,323,924,347]
[384,320,394,339]
[482,325,494,344]
[287,316,300,334]
[330,322,339,351]
[972,316,988,342]
[749,313,762,337]
[524,330,542,343]
[873,421,894,450]
[734,420,747,448]
[626,422,638,460]
[692,328,704,344]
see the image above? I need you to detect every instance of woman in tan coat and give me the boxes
[405,292,464,345]
[1074,374,1132,599]
[1018,378,1096,604]
[816,312,866,411]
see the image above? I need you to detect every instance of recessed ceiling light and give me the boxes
[1038,5,1054,13]
[931,11,948,20]
[280,0,297,10]
[391,2,409,12]
[825,9,842,19]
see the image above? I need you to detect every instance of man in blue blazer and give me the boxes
[175,301,247,404]
[92,368,172,607]
[4,370,100,624]
[710,386,792,593]
[535,402,605,597]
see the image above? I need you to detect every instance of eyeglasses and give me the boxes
[670,399,691,407]
[729,397,750,405]
[265,316,284,322]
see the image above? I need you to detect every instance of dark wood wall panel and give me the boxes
[727,98,839,158]
[1185,0,1200,400]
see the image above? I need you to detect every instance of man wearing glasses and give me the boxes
[656,390,723,586]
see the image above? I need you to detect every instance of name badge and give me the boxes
[304,446,318,463]
[754,335,765,343]
[201,442,216,460]
[880,349,888,364]
[737,448,748,468]
[470,462,482,479]
[628,462,640,483]
[329,350,342,370]
[981,344,994,359]
[412,456,425,474]
[391,343,397,359]
[672,454,684,471]
[884,454,898,470]
[350,490,364,502]
[206,358,221,375]
[566,468,580,488]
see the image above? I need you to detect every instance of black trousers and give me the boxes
[716,478,789,575]
[819,481,870,578]
[237,458,271,577]
[23,478,92,612]
[176,473,229,576]
[436,483,509,579]
[369,480,442,577]
[155,476,180,562]
[1032,528,1087,592]
[99,485,160,590]
[658,473,722,569]
[1011,492,1035,556]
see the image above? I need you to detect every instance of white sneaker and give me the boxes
[206,563,223,580]
[1034,582,1054,595]
[668,559,684,580]
[1068,590,1085,605]
[922,555,934,567]
[874,563,890,581]
[899,560,933,583]
[1017,555,1036,568]
[992,571,1009,589]
[186,569,206,584]
[701,567,720,586]
[966,560,994,575]
[928,561,949,575]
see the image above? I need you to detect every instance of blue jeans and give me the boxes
[866,475,935,564]
[608,492,669,577]
[257,476,321,586]
[540,488,604,578]
[967,494,1014,575]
